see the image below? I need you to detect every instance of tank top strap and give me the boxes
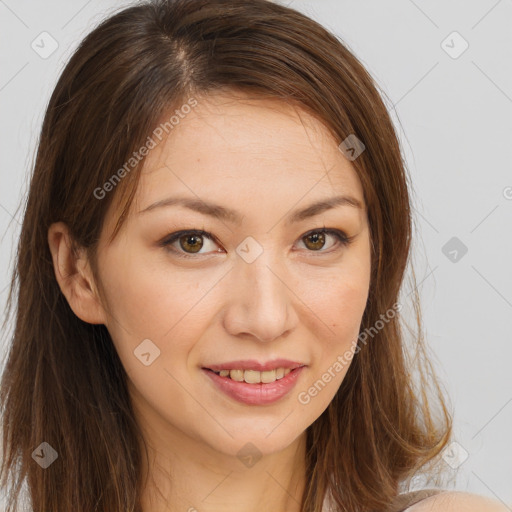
[384,488,445,511]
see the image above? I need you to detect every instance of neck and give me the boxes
[138,423,307,512]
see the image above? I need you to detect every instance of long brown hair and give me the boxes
[0,0,453,510]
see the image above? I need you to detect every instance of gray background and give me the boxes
[1,0,511,508]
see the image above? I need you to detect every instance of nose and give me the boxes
[222,249,298,343]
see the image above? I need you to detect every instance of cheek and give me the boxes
[294,270,369,411]
[99,248,217,373]
[331,282,368,335]
[299,259,370,344]
[99,257,207,414]
[99,245,189,334]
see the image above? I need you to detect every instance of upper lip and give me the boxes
[204,359,306,372]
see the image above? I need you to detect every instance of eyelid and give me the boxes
[159,227,354,259]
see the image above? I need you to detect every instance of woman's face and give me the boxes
[94,91,371,460]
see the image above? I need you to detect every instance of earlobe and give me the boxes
[47,221,107,325]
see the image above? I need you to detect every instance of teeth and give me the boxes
[230,369,244,382]
[214,367,294,383]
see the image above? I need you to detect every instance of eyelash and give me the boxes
[159,227,354,260]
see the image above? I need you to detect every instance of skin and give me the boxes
[47,91,507,512]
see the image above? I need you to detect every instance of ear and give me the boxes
[47,221,107,325]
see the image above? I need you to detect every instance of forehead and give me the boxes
[133,91,364,209]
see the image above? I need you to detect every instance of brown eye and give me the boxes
[161,230,220,259]
[299,229,350,253]
[178,233,204,253]
[303,231,327,251]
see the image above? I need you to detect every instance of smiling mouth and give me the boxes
[201,364,306,405]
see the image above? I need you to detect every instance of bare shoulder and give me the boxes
[407,491,510,511]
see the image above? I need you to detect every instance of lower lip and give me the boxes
[202,367,306,405]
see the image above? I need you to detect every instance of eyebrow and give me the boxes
[138,194,363,224]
